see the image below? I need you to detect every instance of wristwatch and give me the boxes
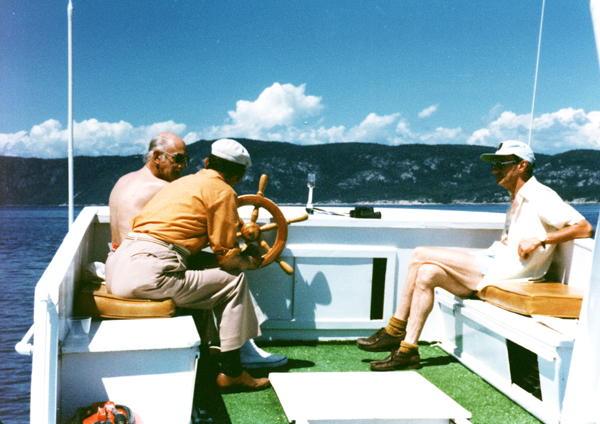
[539,234,547,249]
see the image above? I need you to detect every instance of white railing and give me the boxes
[26,207,100,424]
[15,325,35,356]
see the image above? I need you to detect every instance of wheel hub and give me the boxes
[241,222,261,242]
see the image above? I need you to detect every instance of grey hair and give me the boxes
[143,134,169,162]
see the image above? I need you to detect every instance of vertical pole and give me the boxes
[528,0,545,146]
[306,173,315,214]
[67,0,74,228]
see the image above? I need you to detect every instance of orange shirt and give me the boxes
[131,169,240,262]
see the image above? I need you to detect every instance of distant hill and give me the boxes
[1,139,600,206]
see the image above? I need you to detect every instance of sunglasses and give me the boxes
[491,160,518,171]
[163,151,190,166]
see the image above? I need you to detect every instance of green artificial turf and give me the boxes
[195,341,543,424]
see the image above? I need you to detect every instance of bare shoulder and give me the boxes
[111,168,166,199]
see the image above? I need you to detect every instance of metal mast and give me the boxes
[67,0,74,227]
[528,0,546,146]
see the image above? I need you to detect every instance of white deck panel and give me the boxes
[271,371,471,424]
[63,316,201,353]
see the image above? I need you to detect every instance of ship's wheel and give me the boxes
[237,174,308,274]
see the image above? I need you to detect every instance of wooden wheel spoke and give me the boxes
[251,205,260,223]
[260,213,309,232]
[277,258,294,275]
[257,174,268,197]
[257,238,293,274]
[258,238,271,253]
[259,222,278,233]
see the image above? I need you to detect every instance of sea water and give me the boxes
[0,204,598,424]
[0,207,82,424]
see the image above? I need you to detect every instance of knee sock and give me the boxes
[385,316,407,337]
[220,348,243,378]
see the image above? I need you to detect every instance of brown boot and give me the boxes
[216,371,271,393]
[356,327,405,352]
[370,341,420,371]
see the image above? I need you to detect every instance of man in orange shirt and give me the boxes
[106,139,274,393]
[108,135,287,370]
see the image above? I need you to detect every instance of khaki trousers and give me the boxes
[105,235,260,351]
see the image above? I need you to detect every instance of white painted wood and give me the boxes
[59,316,200,424]
[434,236,595,424]
[30,206,100,424]
[561,215,600,423]
[435,288,577,424]
[271,371,471,423]
[247,206,503,341]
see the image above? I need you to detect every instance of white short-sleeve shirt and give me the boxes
[477,176,584,290]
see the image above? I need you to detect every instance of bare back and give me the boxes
[108,166,169,246]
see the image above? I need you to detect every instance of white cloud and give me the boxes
[4,84,600,158]
[393,119,418,144]
[418,104,439,119]
[213,82,323,139]
[467,108,600,154]
[183,132,203,145]
[1,120,67,158]
[467,128,491,146]
[202,83,405,145]
[482,103,504,125]
[345,113,401,143]
[420,127,463,144]
[0,119,187,158]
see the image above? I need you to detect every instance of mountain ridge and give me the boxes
[2,139,600,206]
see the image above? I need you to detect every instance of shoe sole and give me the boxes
[218,382,272,394]
[370,363,422,371]
[356,343,401,353]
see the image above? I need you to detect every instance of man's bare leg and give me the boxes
[359,246,482,354]
[400,247,482,343]
[370,247,483,371]
[395,247,482,321]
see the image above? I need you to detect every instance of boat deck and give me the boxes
[23,206,573,424]
[196,341,542,424]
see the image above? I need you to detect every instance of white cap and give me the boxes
[211,139,251,167]
[480,140,535,164]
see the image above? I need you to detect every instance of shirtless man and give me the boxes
[107,133,287,369]
[109,132,187,248]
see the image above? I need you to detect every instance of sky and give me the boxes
[2,0,600,158]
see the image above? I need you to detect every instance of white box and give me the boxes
[271,371,471,423]
[59,316,200,424]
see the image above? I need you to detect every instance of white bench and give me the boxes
[434,238,595,424]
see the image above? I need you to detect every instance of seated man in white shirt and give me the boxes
[356,140,594,371]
